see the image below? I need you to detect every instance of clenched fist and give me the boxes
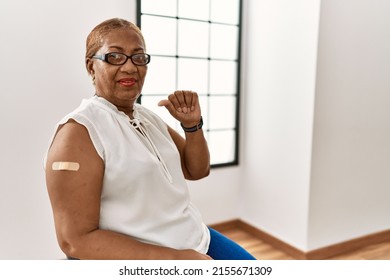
[158,90,202,128]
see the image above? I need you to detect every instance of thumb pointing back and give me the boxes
[158,99,176,115]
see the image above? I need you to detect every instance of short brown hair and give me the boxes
[85,18,145,71]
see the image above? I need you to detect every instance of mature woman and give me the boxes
[45,18,255,260]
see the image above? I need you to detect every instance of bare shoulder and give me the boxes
[48,120,99,161]
[45,119,104,190]
[50,120,90,151]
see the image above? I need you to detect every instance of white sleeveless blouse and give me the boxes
[48,96,210,253]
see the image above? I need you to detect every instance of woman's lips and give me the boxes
[118,78,136,87]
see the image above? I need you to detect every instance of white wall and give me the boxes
[307,0,390,250]
[0,0,242,259]
[241,0,390,252]
[240,0,320,251]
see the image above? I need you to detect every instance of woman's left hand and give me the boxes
[159,90,210,179]
[158,90,202,127]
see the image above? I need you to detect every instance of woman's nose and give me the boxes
[120,58,138,72]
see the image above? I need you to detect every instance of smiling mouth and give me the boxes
[118,78,136,87]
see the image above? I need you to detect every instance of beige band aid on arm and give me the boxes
[52,162,80,171]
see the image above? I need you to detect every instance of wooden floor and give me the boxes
[220,227,390,260]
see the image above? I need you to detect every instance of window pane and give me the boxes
[199,95,209,131]
[178,19,209,57]
[210,24,238,60]
[142,56,176,94]
[209,60,237,94]
[141,0,177,17]
[177,58,208,94]
[209,130,236,165]
[210,0,240,24]
[209,96,236,129]
[139,0,241,167]
[178,0,209,21]
[141,16,177,56]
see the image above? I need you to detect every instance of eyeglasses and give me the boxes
[92,52,151,66]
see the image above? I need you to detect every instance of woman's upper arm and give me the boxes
[45,120,104,250]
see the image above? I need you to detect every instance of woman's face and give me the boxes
[89,28,147,111]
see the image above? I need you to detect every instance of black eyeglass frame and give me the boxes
[92,52,151,66]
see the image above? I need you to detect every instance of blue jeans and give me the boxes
[206,227,257,260]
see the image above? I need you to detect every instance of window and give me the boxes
[137,0,242,167]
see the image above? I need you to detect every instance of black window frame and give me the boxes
[136,0,242,168]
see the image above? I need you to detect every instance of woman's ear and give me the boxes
[86,58,94,76]
[86,58,96,85]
